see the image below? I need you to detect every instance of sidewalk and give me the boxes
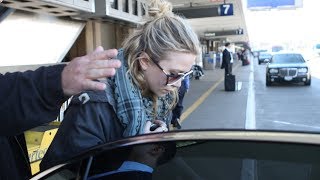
[185,59,243,106]
[185,60,242,96]
[180,56,254,129]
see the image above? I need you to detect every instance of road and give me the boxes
[182,56,320,133]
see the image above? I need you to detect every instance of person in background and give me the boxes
[221,42,233,75]
[41,0,200,171]
[171,77,190,129]
[192,64,204,79]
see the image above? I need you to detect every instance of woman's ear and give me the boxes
[139,52,151,71]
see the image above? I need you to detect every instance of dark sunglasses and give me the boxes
[151,59,193,86]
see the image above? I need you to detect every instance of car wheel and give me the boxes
[304,79,311,86]
[266,76,271,86]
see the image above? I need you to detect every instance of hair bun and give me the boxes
[148,7,160,16]
[148,0,173,17]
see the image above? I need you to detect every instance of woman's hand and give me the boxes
[144,120,168,133]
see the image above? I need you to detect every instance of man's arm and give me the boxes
[223,50,231,64]
[0,47,121,136]
[0,65,67,136]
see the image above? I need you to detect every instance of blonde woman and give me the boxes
[41,0,199,170]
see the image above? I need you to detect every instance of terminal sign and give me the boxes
[205,32,216,37]
[219,3,233,16]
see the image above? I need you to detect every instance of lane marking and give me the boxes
[274,120,320,130]
[245,60,256,129]
[180,77,223,121]
[242,58,256,180]
[181,63,240,122]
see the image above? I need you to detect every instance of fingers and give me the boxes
[153,125,168,133]
[143,120,168,134]
[83,80,107,91]
[152,120,167,127]
[86,67,117,80]
[88,59,121,69]
[144,121,152,132]
[86,48,121,80]
[89,47,118,60]
[94,46,104,52]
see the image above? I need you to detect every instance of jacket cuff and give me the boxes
[46,64,69,106]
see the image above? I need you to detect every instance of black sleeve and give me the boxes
[0,65,68,136]
[222,50,226,61]
[222,50,230,64]
[40,100,124,171]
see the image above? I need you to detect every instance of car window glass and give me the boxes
[38,160,88,180]
[153,140,320,180]
[272,54,305,63]
[44,169,76,180]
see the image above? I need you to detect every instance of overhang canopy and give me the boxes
[170,0,249,43]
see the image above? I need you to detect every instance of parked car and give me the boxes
[31,130,320,180]
[258,51,272,65]
[266,52,311,86]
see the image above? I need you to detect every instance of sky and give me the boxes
[244,0,320,49]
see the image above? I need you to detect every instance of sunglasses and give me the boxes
[151,59,193,86]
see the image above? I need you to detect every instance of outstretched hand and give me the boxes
[144,120,168,134]
[61,46,121,96]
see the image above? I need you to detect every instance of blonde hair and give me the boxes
[123,0,200,110]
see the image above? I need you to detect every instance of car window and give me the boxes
[272,54,305,63]
[35,139,320,180]
[44,169,76,180]
[37,160,89,180]
[153,140,320,180]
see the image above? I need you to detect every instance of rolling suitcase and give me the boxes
[225,74,236,91]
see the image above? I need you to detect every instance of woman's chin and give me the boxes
[157,90,169,97]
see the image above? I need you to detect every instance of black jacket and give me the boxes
[221,49,232,69]
[40,90,124,171]
[0,65,67,179]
